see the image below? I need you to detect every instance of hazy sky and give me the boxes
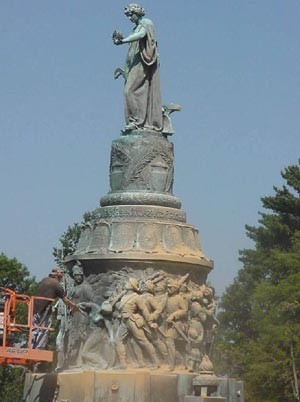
[1,1,299,297]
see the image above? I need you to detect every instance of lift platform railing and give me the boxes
[0,287,54,365]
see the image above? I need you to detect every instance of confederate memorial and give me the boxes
[24,4,244,402]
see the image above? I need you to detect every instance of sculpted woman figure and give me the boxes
[113,4,163,133]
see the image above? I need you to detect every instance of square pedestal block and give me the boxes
[23,370,242,402]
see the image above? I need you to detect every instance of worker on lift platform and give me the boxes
[0,267,79,369]
[32,268,78,350]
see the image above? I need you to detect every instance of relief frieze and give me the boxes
[58,265,218,374]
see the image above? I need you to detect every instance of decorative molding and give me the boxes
[100,192,181,209]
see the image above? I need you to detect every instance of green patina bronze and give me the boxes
[113,4,162,133]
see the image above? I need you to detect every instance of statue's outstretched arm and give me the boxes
[122,27,146,43]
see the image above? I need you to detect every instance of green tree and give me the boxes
[216,162,300,402]
[0,253,37,402]
[53,210,94,265]
[0,253,36,294]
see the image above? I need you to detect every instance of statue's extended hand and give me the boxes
[112,30,124,46]
[77,302,91,315]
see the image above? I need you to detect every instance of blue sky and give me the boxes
[1,1,299,296]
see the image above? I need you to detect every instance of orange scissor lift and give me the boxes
[0,287,54,366]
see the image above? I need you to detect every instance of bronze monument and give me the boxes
[24,4,244,402]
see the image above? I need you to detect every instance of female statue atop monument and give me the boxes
[113,4,163,133]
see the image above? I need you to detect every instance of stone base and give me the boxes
[23,370,243,402]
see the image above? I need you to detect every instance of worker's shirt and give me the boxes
[34,277,65,315]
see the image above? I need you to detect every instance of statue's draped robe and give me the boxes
[124,18,162,131]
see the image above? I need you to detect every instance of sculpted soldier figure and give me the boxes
[186,293,206,372]
[113,3,163,133]
[165,279,188,371]
[67,262,95,367]
[141,280,168,363]
[115,278,159,368]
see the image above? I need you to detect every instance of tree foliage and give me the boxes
[0,253,37,402]
[0,253,36,294]
[216,162,300,402]
[52,210,94,265]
